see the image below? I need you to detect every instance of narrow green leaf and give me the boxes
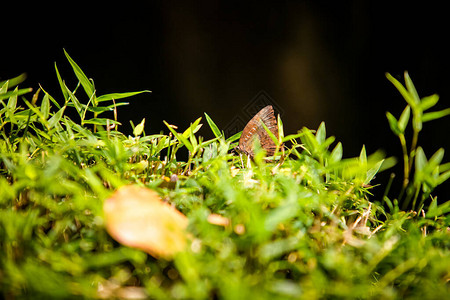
[0,80,8,94]
[420,94,439,111]
[164,121,193,152]
[315,121,326,145]
[204,112,222,138]
[282,132,304,143]
[415,147,427,173]
[189,129,198,151]
[437,170,450,186]
[404,72,420,105]
[83,118,121,126]
[55,63,69,102]
[386,112,400,135]
[277,114,284,143]
[63,116,75,140]
[261,121,279,146]
[428,148,444,170]
[39,85,61,109]
[96,91,151,102]
[63,49,95,99]
[329,142,343,163]
[0,73,27,88]
[226,131,241,143]
[398,106,410,132]
[0,88,33,101]
[7,87,18,110]
[182,117,202,138]
[22,98,50,130]
[359,145,367,165]
[426,200,450,218]
[41,94,50,119]
[365,159,384,185]
[385,73,416,108]
[300,127,319,153]
[64,82,83,116]
[422,108,450,122]
[134,118,145,136]
[48,106,66,128]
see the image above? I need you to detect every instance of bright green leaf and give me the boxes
[83,118,121,126]
[64,49,95,100]
[386,112,401,135]
[133,118,145,136]
[420,94,439,111]
[404,71,420,105]
[316,121,326,145]
[204,112,222,138]
[41,94,50,119]
[422,108,450,122]
[385,73,416,108]
[415,147,427,173]
[398,105,410,132]
[329,142,343,163]
[96,91,151,103]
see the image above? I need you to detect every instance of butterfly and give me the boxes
[236,105,279,157]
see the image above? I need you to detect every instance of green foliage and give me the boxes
[0,55,448,299]
[385,72,450,211]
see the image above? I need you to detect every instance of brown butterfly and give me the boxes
[236,105,279,157]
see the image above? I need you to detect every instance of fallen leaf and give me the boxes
[207,213,231,227]
[103,185,188,259]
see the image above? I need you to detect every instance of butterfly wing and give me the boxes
[238,105,279,157]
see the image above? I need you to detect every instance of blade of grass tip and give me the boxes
[41,93,50,119]
[182,117,202,138]
[39,84,61,109]
[189,122,198,151]
[23,98,50,130]
[385,73,416,108]
[428,148,444,171]
[7,87,18,111]
[226,131,241,143]
[386,112,401,135]
[359,145,367,165]
[55,63,69,102]
[415,147,427,173]
[277,114,284,144]
[0,80,8,94]
[164,121,193,152]
[48,104,67,129]
[329,142,343,164]
[204,112,222,138]
[315,121,326,145]
[63,82,83,117]
[261,121,278,145]
[63,49,95,101]
[404,71,420,105]
[96,90,151,102]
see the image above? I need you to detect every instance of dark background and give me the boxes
[2,1,449,200]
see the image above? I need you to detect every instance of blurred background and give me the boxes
[2,1,449,199]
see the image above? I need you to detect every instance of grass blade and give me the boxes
[63,49,95,100]
[96,91,151,102]
[204,112,222,138]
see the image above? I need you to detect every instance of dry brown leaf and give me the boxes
[103,185,188,259]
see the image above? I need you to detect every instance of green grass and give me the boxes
[0,52,449,299]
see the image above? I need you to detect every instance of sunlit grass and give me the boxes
[0,52,449,299]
